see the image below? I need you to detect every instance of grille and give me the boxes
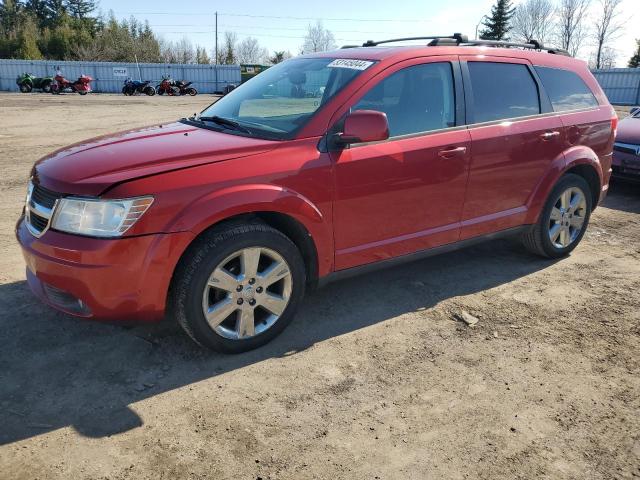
[30,184,59,209]
[25,181,63,237]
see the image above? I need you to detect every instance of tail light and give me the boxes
[611,108,618,136]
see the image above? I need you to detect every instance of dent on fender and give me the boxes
[164,183,334,277]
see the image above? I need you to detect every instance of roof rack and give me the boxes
[361,33,468,47]
[353,33,570,56]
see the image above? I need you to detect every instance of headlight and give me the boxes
[51,196,154,237]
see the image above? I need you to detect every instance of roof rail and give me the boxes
[461,38,570,56]
[362,33,468,47]
[358,33,571,56]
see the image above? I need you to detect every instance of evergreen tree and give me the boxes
[479,0,516,40]
[65,0,96,20]
[629,39,640,68]
[196,46,210,64]
[16,16,43,59]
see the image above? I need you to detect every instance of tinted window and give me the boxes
[354,62,455,137]
[535,66,598,112]
[467,62,540,123]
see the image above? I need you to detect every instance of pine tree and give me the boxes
[64,0,96,20]
[629,39,640,68]
[16,16,43,59]
[479,0,516,40]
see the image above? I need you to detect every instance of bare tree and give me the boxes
[218,31,238,65]
[589,45,617,68]
[511,0,555,44]
[160,37,195,64]
[555,0,591,57]
[592,0,624,69]
[301,20,336,54]
[236,36,268,64]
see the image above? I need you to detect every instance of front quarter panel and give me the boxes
[105,137,335,277]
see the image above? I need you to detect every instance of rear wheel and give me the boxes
[522,173,592,258]
[170,222,306,353]
[144,86,155,96]
[186,87,197,96]
[41,81,52,93]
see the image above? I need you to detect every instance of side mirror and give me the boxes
[335,110,390,145]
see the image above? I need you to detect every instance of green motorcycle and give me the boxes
[16,73,54,93]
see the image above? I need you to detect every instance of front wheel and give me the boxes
[170,222,306,353]
[522,173,592,258]
[77,90,88,95]
[19,83,32,93]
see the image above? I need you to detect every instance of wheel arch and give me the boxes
[166,184,331,290]
[526,146,603,224]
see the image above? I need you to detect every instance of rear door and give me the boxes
[459,56,565,239]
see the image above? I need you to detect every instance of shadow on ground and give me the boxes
[604,179,640,213]
[0,236,559,445]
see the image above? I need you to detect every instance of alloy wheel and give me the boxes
[548,186,587,248]
[202,247,292,340]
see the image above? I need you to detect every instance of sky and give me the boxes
[100,0,639,66]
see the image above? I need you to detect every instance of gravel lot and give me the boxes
[0,93,639,480]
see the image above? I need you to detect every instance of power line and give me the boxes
[150,23,392,35]
[115,11,432,23]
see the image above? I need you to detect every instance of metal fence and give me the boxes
[592,68,640,106]
[0,59,241,93]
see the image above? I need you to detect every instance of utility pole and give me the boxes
[215,11,219,93]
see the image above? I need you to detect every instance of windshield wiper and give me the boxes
[194,115,253,135]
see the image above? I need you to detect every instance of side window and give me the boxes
[353,62,455,137]
[467,62,540,123]
[534,66,599,112]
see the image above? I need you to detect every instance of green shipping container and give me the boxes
[240,64,270,83]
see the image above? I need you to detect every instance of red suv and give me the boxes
[17,35,616,352]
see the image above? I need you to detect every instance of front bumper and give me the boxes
[16,217,194,322]
[612,149,640,179]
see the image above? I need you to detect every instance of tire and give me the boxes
[50,83,59,94]
[78,90,88,95]
[186,87,197,96]
[19,83,32,93]
[522,173,592,258]
[144,86,155,96]
[41,81,52,93]
[169,222,306,353]
[122,87,129,95]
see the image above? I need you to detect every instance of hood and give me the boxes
[33,122,279,196]
[616,116,640,145]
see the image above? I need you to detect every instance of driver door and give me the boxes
[330,57,471,270]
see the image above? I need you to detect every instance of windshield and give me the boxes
[196,57,375,139]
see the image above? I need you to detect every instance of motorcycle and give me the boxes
[156,76,197,96]
[122,79,156,96]
[174,80,197,96]
[16,73,54,93]
[156,76,179,96]
[51,74,93,95]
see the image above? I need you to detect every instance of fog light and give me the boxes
[42,283,91,316]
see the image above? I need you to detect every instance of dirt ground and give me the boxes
[0,92,639,480]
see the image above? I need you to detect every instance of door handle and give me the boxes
[438,146,467,158]
[540,131,560,140]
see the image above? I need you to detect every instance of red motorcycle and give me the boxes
[156,76,179,96]
[51,74,93,95]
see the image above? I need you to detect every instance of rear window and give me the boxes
[467,62,540,123]
[534,66,599,112]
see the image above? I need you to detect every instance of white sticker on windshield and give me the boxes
[327,59,374,70]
